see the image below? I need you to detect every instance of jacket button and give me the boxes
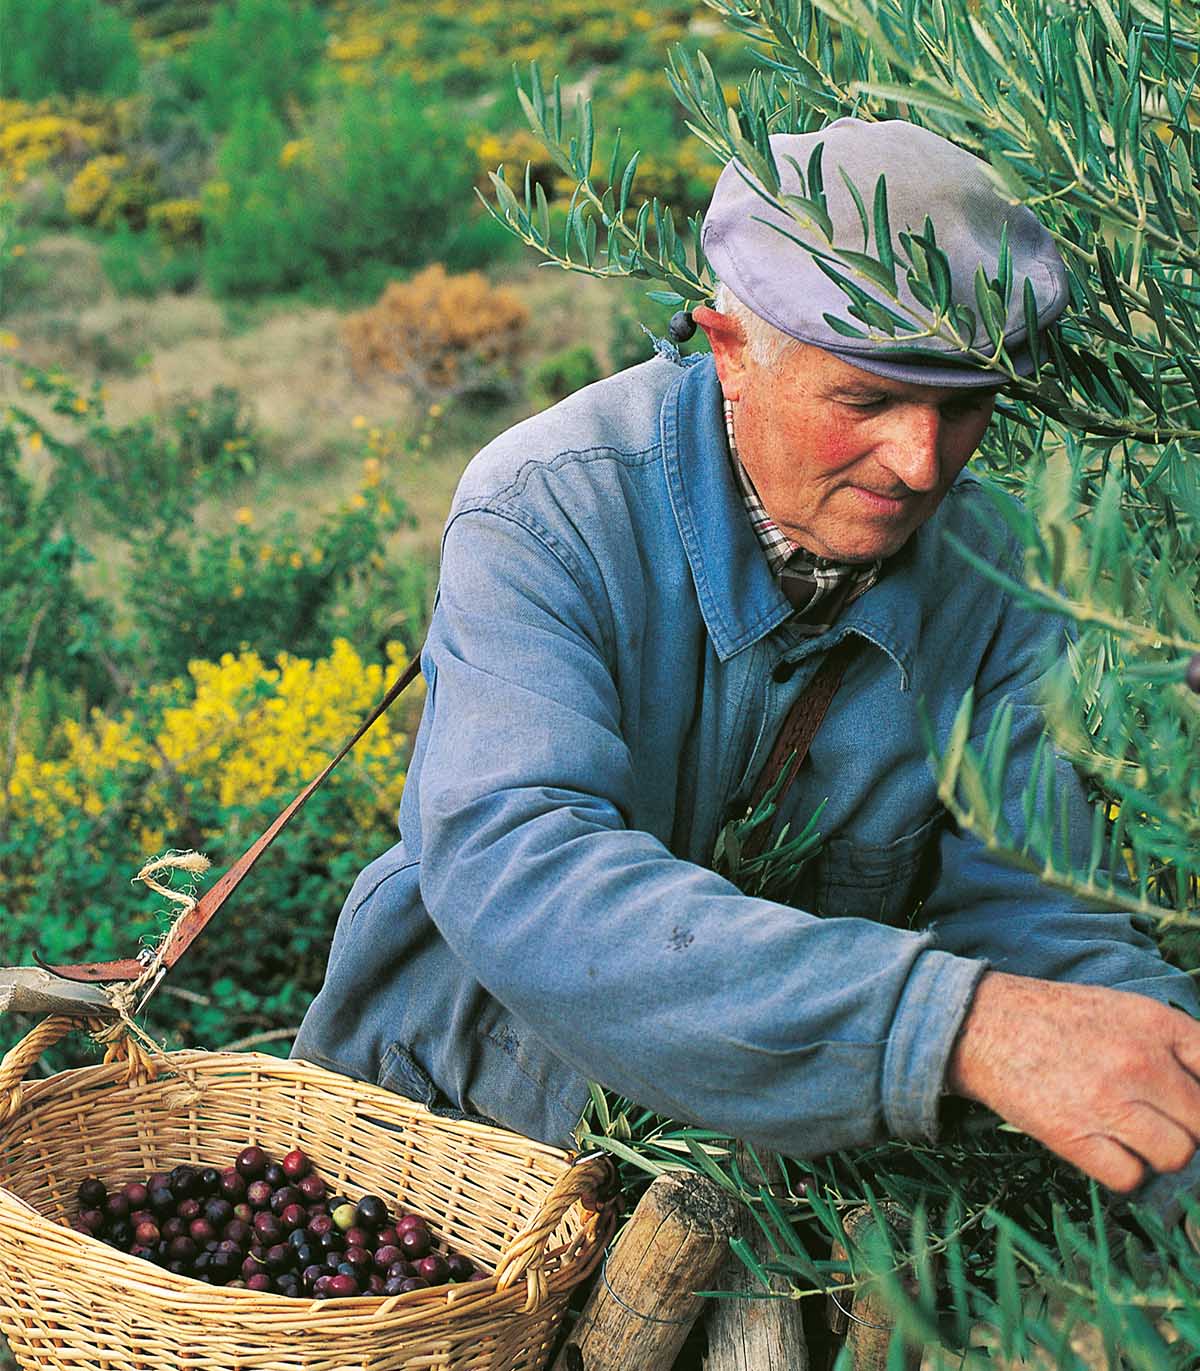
[772,661,797,684]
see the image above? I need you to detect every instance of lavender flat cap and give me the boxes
[702,118,1069,387]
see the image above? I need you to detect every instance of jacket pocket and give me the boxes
[814,811,943,925]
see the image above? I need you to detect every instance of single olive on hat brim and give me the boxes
[700,118,1069,388]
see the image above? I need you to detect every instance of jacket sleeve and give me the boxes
[415,505,988,1156]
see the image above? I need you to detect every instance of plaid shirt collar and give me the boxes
[724,399,880,633]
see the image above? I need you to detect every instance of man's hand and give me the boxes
[946,971,1200,1193]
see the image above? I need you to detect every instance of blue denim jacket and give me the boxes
[293,353,1197,1173]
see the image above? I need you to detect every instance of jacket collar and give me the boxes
[662,352,923,690]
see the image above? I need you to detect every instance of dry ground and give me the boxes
[2,235,634,581]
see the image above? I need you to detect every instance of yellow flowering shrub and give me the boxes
[7,639,413,847]
[0,111,100,182]
[4,638,419,1061]
[146,197,202,244]
[65,153,125,222]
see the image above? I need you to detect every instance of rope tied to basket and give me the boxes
[1,851,213,1127]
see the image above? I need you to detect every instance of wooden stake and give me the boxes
[703,1143,809,1371]
[827,1203,923,1371]
[550,1171,738,1371]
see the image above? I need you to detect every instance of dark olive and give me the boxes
[355,1195,389,1230]
[77,1178,107,1209]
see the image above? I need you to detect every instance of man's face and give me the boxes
[707,326,996,563]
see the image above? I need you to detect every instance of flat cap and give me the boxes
[701,117,1069,387]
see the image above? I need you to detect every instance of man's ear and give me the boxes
[692,305,748,401]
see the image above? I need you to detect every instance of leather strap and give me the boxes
[740,637,857,861]
[38,655,424,985]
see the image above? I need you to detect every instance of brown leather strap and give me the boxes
[38,655,425,985]
[741,638,856,861]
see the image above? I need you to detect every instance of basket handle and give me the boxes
[494,1152,618,1312]
[0,1015,154,1128]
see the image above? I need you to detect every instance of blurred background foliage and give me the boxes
[0,0,745,1080]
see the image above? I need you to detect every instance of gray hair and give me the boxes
[712,281,803,367]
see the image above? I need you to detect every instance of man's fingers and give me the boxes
[1120,1105,1199,1175]
[1069,1135,1147,1195]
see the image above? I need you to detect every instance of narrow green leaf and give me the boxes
[872,175,896,286]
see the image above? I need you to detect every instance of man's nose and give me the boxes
[876,406,944,492]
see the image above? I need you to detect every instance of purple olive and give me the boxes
[417,1254,449,1285]
[265,1243,294,1273]
[269,1186,303,1217]
[123,1182,149,1209]
[298,1173,326,1204]
[344,1225,372,1251]
[246,1180,273,1210]
[219,1169,247,1202]
[387,1260,416,1280]
[343,1245,371,1273]
[398,1276,429,1292]
[306,1213,333,1240]
[366,1273,386,1294]
[282,1149,310,1181]
[233,1203,253,1225]
[103,1194,131,1224]
[253,1212,283,1245]
[224,1219,252,1249]
[236,1147,268,1181]
[177,1199,201,1222]
[161,1217,187,1242]
[398,1225,431,1259]
[134,1221,161,1247]
[198,1167,222,1196]
[263,1163,286,1189]
[446,1253,475,1281]
[373,1244,402,1271]
[167,1236,197,1264]
[327,1273,359,1298]
[78,1209,105,1235]
[189,1219,216,1245]
[246,1272,273,1293]
[204,1199,234,1229]
[382,1275,409,1296]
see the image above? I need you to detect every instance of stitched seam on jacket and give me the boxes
[442,504,616,664]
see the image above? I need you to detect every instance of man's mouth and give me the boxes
[848,486,909,513]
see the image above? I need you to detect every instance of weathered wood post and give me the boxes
[826,1203,924,1371]
[702,1142,809,1371]
[550,1171,738,1371]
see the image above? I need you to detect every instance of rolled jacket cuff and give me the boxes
[882,949,991,1142]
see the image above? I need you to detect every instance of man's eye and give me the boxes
[842,396,887,410]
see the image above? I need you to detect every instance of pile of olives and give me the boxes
[70,1146,486,1299]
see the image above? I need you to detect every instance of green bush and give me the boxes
[121,494,422,682]
[201,99,318,296]
[0,413,109,702]
[178,0,326,133]
[533,343,602,403]
[100,222,202,298]
[0,0,140,100]
[202,80,483,296]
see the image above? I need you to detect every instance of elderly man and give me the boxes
[294,119,1200,1210]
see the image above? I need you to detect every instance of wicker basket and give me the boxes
[0,1016,616,1371]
